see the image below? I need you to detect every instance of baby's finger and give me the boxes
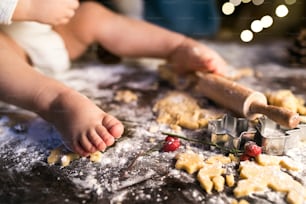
[66,9,76,19]
[56,16,73,25]
[63,0,79,10]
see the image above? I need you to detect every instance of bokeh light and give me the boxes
[230,0,242,6]
[275,4,289,17]
[251,20,263,32]
[252,0,265,6]
[240,30,253,42]
[227,0,291,42]
[285,0,296,5]
[222,2,235,15]
[260,15,273,28]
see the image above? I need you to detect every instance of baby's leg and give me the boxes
[40,90,124,156]
[0,32,124,156]
[0,31,29,61]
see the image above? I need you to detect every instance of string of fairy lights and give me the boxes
[221,0,297,42]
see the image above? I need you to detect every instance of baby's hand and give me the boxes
[14,0,79,25]
[168,38,228,75]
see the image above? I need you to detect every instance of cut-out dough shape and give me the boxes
[175,151,235,194]
[234,160,306,204]
[175,150,205,174]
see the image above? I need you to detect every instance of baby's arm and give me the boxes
[12,0,79,25]
[93,7,186,59]
[91,5,227,74]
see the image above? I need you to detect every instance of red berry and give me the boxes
[163,137,180,152]
[240,153,251,161]
[244,141,262,157]
[165,136,179,142]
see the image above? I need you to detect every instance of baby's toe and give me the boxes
[88,130,106,151]
[80,135,97,153]
[103,134,115,146]
[109,123,124,139]
[73,141,90,157]
[102,115,124,138]
[97,125,115,146]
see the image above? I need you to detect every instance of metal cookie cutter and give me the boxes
[256,117,306,155]
[208,114,256,150]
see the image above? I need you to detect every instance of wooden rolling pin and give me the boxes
[195,72,300,128]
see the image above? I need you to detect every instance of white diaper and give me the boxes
[0,21,70,73]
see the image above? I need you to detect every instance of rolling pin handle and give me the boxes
[249,102,300,129]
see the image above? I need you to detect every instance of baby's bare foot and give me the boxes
[167,38,228,75]
[41,90,124,156]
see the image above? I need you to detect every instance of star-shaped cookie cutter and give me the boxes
[208,114,256,150]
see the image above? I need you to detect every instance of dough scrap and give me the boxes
[158,64,254,89]
[47,146,102,167]
[266,89,306,115]
[224,67,254,81]
[158,64,197,90]
[114,90,138,103]
[153,91,218,130]
[60,153,80,167]
[88,151,103,163]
